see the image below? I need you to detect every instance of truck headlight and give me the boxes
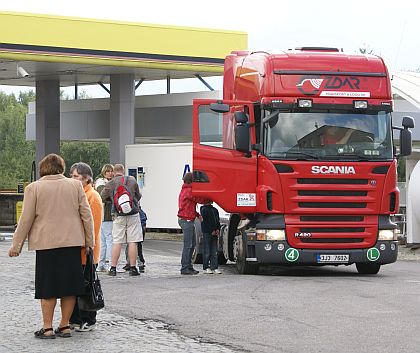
[378,229,398,241]
[256,229,286,241]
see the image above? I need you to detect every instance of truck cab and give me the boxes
[192,48,414,274]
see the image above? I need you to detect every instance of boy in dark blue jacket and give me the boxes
[200,201,222,274]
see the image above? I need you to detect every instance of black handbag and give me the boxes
[78,251,105,311]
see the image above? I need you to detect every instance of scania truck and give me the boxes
[191,47,414,274]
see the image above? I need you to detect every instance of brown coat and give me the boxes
[11,174,94,253]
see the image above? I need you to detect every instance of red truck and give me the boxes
[191,48,414,275]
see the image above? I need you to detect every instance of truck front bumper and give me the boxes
[248,241,398,265]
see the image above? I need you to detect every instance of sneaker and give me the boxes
[129,267,140,276]
[181,269,199,275]
[204,268,214,274]
[75,323,96,332]
[138,264,145,273]
[122,264,130,271]
[108,267,116,276]
[213,269,222,274]
[97,266,107,272]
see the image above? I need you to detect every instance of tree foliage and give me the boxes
[61,141,109,180]
[0,90,109,189]
[0,91,36,189]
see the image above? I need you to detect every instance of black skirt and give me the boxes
[35,246,85,299]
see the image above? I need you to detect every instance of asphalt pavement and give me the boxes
[1,235,420,353]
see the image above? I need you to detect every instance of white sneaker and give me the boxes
[204,268,214,274]
[213,269,222,274]
[75,323,95,332]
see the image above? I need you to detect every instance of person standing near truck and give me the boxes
[200,201,222,274]
[177,172,209,275]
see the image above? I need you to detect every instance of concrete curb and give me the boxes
[146,232,183,241]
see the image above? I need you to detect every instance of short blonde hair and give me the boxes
[39,154,65,177]
[113,164,125,174]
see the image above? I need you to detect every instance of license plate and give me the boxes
[316,254,349,263]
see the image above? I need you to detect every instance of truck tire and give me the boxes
[356,263,381,275]
[192,248,203,264]
[234,231,259,275]
[192,221,203,264]
[218,251,228,265]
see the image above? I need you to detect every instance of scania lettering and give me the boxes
[191,47,414,275]
[311,166,356,174]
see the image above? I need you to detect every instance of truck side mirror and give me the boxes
[210,102,230,113]
[235,124,250,155]
[402,116,414,129]
[399,128,412,156]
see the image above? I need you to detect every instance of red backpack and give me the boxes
[113,177,133,215]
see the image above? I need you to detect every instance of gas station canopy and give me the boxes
[0,11,247,87]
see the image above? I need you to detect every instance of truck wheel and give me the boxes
[218,251,228,265]
[192,221,203,264]
[356,263,381,275]
[192,248,203,264]
[234,231,259,275]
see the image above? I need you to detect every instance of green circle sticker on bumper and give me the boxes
[285,248,299,262]
[367,248,380,261]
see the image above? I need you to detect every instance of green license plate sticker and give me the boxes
[367,248,380,261]
[285,248,299,262]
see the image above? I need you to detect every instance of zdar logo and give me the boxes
[297,76,361,96]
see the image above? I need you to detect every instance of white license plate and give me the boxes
[317,254,349,263]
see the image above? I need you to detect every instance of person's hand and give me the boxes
[86,247,92,254]
[8,247,20,257]
[198,215,203,222]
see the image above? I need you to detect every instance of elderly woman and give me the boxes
[69,162,102,332]
[8,154,94,339]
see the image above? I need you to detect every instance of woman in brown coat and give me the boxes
[8,154,94,339]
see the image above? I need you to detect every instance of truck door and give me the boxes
[192,99,257,213]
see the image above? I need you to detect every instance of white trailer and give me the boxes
[125,142,228,230]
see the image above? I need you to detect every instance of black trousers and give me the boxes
[69,264,97,326]
[70,298,97,325]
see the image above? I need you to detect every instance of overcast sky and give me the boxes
[1,0,419,96]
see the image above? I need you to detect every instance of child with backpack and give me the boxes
[200,201,222,274]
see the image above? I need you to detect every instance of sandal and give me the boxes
[54,325,72,338]
[34,327,56,339]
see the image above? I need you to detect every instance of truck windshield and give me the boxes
[263,110,393,161]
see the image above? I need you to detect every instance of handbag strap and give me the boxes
[84,251,96,281]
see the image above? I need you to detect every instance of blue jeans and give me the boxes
[179,218,195,272]
[203,233,218,270]
[98,221,113,268]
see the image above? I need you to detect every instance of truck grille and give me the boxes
[275,161,389,249]
[284,175,378,249]
[300,215,364,222]
[297,178,368,184]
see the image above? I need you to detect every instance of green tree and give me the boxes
[0,91,36,189]
[0,89,109,189]
[61,141,110,180]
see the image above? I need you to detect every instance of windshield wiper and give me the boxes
[284,150,320,160]
[327,152,373,161]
